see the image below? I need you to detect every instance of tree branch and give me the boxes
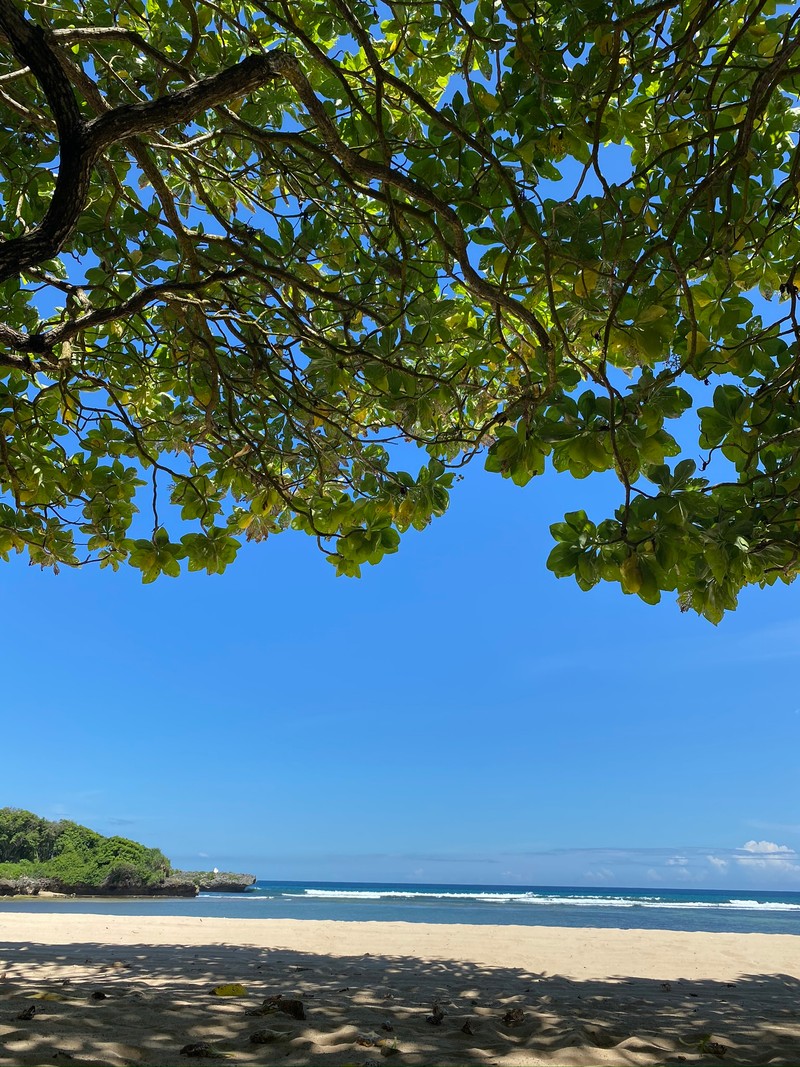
[0,320,38,369]
[0,0,91,283]
[83,51,294,152]
[51,26,194,79]
[20,268,250,355]
[0,0,293,285]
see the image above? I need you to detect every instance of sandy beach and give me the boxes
[0,914,798,1065]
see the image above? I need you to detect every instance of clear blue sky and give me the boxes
[3,455,798,890]
[3,12,796,893]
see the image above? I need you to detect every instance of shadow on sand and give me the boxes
[1,938,798,1065]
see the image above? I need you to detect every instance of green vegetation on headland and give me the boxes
[0,808,255,896]
[0,806,171,888]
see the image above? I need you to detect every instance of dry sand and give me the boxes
[0,913,798,1065]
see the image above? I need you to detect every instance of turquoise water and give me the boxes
[1,881,799,934]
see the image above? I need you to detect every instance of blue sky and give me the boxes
[2,4,797,893]
[2,455,798,890]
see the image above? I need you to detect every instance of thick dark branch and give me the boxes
[51,26,193,78]
[0,0,292,286]
[0,2,80,130]
[0,320,38,369]
[20,268,249,354]
[3,27,195,83]
[85,51,294,151]
[0,0,91,283]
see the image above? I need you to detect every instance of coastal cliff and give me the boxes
[0,871,257,898]
[0,875,199,897]
[179,871,257,893]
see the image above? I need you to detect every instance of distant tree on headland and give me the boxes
[0,807,171,888]
[0,0,799,620]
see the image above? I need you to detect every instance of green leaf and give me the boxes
[547,542,580,578]
[0,0,793,622]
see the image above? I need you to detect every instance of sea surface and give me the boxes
[1,881,798,934]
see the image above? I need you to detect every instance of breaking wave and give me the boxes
[280,888,800,912]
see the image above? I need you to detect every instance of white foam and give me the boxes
[284,889,800,912]
[640,899,800,911]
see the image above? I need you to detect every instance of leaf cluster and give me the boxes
[0,0,799,617]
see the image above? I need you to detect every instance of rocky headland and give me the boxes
[179,871,257,893]
[0,871,257,898]
[0,874,198,897]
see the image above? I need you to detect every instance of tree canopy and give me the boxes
[0,0,798,620]
[0,807,171,887]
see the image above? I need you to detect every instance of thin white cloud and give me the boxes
[745,820,800,835]
[238,842,800,888]
[584,868,614,882]
[734,840,799,872]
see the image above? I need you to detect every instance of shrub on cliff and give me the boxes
[0,808,171,888]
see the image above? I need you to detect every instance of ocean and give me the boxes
[1,881,798,934]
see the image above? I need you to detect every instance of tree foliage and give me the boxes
[0,0,799,619]
[0,807,171,886]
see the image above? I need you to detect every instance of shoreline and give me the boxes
[2,913,799,979]
[1,915,798,1064]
